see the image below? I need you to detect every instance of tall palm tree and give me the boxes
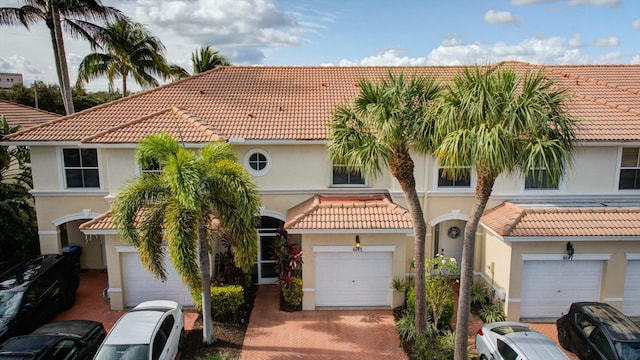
[432,66,579,360]
[112,133,261,345]
[76,17,172,96]
[192,45,230,74]
[329,72,441,333]
[0,0,121,115]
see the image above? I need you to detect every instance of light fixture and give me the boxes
[564,241,574,260]
[353,235,362,252]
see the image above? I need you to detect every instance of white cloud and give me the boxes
[336,49,427,66]
[511,0,619,6]
[568,34,583,47]
[633,19,640,30]
[484,10,522,25]
[631,55,640,64]
[598,51,621,63]
[594,36,620,47]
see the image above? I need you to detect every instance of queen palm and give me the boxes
[192,45,231,74]
[329,72,441,333]
[432,66,579,360]
[76,17,172,96]
[112,133,261,345]
[0,0,121,115]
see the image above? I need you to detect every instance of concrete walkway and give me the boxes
[241,285,408,360]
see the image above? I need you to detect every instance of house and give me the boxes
[0,99,60,130]
[3,62,640,321]
[0,73,23,90]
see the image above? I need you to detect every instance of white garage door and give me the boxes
[315,252,392,307]
[122,252,194,307]
[521,260,602,319]
[623,260,640,316]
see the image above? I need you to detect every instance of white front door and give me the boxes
[315,251,392,307]
[520,260,602,318]
[623,260,640,316]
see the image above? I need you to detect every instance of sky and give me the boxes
[1,0,639,92]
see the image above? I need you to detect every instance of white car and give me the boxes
[93,300,184,360]
[475,321,569,360]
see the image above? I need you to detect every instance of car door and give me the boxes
[45,338,80,360]
[571,312,600,360]
[151,314,176,360]
[588,328,617,360]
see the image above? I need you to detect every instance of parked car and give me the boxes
[93,300,184,360]
[476,321,570,360]
[557,302,640,360]
[0,320,105,359]
[0,254,80,344]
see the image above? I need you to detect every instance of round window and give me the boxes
[244,149,271,176]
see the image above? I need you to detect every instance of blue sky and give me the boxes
[1,0,639,92]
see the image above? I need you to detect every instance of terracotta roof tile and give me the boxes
[78,211,113,231]
[481,202,640,237]
[0,100,61,130]
[285,194,413,230]
[5,62,640,144]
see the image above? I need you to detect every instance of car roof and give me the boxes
[133,300,180,311]
[0,255,68,291]
[484,322,569,360]
[103,309,165,345]
[572,302,640,341]
[32,320,103,339]
[0,334,59,354]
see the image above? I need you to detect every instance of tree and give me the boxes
[432,66,579,360]
[112,133,261,345]
[76,16,173,96]
[0,0,121,115]
[0,83,118,114]
[329,72,441,333]
[192,45,230,74]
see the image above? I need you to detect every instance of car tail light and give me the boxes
[477,328,484,336]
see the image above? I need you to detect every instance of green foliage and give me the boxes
[211,285,245,320]
[480,303,506,323]
[0,83,118,114]
[412,330,456,360]
[282,276,303,306]
[192,45,231,74]
[406,286,416,316]
[273,228,303,279]
[471,283,489,308]
[214,237,251,288]
[425,255,459,330]
[396,311,417,342]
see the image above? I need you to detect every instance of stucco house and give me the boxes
[3,62,640,321]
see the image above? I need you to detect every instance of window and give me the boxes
[244,149,271,176]
[619,148,640,190]
[437,167,471,188]
[141,159,163,175]
[591,330,615,360]
[332,164,365,186]
[63,148,99,188]
[525,167,558,190]
[497,339,518,360]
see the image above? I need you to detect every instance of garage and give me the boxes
[121,251,194,307]
[315,250,392,307]
[623,260,640,316]
[520,260,602,319]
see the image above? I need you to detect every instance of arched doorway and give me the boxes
[254,215,285,284]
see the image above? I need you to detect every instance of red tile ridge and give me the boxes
[170,106,227,141]
[571,92,640,117]
[78,211,112,230]
[80,107,174,143]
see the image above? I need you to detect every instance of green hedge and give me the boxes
[192,285,245,320]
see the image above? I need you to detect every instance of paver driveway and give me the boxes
[241,285,408,360]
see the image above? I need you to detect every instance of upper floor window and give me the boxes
[525,167,558,190]
[438,167,471,188]
[63,148,99,188]
[619,148,640,190]
[244,149,271,176]
[141,159,163,176]
[332,164,365,186]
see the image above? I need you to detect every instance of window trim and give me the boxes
[522,166,565,193]
[616,147,640,191]
[59,148,102,190]
[432,161,475,192]
[243,148,272,177]
[331,163,367,187]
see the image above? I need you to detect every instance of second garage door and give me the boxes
[315,251,392,307]
[520,260,602,319]
[623,260,640,316]
[122,251,194,307]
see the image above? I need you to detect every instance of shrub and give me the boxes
[211,285,245,320]
[395,311,417,342]
[471,283,489,308]
[406,286,416,316]
[282,276,303,306]
[412,330,455,360]
[480,303,506,323]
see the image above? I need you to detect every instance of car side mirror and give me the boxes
[23,303,33,310]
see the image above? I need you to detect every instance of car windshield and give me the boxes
[614,341,640,360]
[94,344,150,360]
[0,290,23,318]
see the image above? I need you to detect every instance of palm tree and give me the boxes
[76,17,173,96]
[112,133,261,345]
[0,0,121,115]
[192,45,230,74]
[432,66,579,360]
[329,72,441,333]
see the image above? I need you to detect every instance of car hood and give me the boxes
[0,319,9,340]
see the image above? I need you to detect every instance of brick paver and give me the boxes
[241,285,408,360]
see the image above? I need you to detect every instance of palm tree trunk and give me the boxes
[122,77,127,98]
[199,226,215,345]
[50,3,74,115]
[454,172,495,360]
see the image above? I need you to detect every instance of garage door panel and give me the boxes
[623,261,640,316]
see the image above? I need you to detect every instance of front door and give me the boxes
[256,216,284,284]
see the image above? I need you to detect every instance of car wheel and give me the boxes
[558,326,571,351]
[480,355,488,360]
[61,286,76,310]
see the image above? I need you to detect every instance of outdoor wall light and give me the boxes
[565,241,575,260]
[353,235,362,252]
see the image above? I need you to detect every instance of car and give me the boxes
[0,320,106,359]
[93,300,184,360]
[557,302,640,360]
[0,254,80,343]
[475,321,570,360]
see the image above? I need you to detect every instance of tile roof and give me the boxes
[78,211,114,231]
[5,62,640,144]
[285,194,413,230]
[0,100,61,130]
[481,201,640,237]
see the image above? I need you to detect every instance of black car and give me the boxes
[0,320,105,360]
[0,254,80,344]
[556,302,640,360]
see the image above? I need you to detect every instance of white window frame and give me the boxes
[331,163,367,187]
[432,161,475,191]
[617,147,640,191]
[522,165,566,193]
[244,149,271,177]
[59,148,102,189]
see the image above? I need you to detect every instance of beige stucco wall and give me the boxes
[104,148,137,194]
[30,147,62,190]
[475,230,514,315]
[564,147,619,193]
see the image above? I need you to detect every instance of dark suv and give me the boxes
[557,302,640,360]
[0,254,79,344]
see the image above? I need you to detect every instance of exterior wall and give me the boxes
[565,147,619,193]
[0,73,22,89]
[104,148,137,194]
[300,233,409,310]
[475,230,513,315]
[30,147,62,190]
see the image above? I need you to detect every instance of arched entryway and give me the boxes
[430,211,469,265]
[254,214,285,284]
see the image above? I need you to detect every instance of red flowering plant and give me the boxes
[273,227,303,308]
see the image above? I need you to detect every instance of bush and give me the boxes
[471,283,489,308]
[282,276,303,306]
[411,330,455,360]
[406,282,455,330]
[406,286,416,316]
[395,311,417,342]
[211,285,245,319]
[480,303,506,323]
